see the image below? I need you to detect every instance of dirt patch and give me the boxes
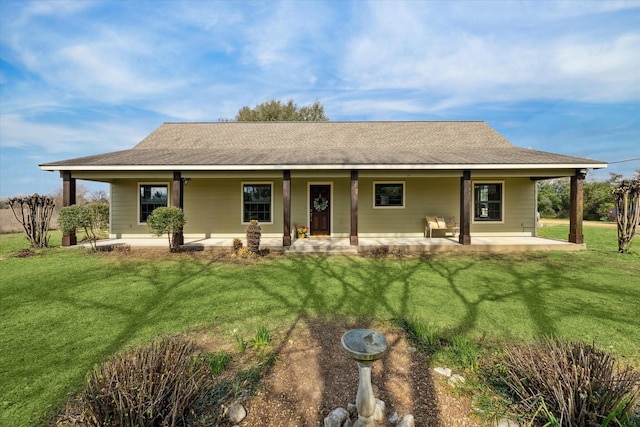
[235,319,484,426]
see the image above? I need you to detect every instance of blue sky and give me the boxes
[1,0,639,198]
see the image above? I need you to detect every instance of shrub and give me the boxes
[500,339,640,426]
[81,336,212,426]
[58,203,108,250]
[232,237,243,253]
[146,206,186,252]
[8,194,55,248]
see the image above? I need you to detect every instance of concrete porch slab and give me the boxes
[82,235,585,254]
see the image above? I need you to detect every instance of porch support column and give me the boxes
[172,171,184,246]
[459,170,471,245]
[283,170,291,247]
[61,170,77,246]
[350,170,359,245]
[568,169,586,244]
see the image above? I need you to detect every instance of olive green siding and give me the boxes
[110,176,283,238]
[110,179,173,238]
[358,177,460,236]
[108,173,536,239]
[470,177,536,235]
[183,178,284,237]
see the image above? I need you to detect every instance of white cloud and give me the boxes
[0,114,146,156]
[340,1,640,107]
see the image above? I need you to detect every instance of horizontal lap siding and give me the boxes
[110,179,172,238]
[471,177,535,235]
[111,177,283,238]
[109,174,536,238]
[359,177,460,235]
[184,178,283,236]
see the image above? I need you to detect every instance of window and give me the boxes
[374,182,404,208]
[243,183,272,223]
[474,183,503,221]
[139,184,168,222]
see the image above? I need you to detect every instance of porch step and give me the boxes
[285,238,358,254]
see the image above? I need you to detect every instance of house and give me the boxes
[40,121,607,248]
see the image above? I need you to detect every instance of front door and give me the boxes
[310,185,331,236]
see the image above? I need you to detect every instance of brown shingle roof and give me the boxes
[40,121,606,169]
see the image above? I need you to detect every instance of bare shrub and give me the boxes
[80,336,213,426]
[611,178,640,253]
[8,194,55,247]
[500,339,640,426]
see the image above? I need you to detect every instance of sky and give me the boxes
[1,0,639,198]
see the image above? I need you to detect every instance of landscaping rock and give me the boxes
[448,373,466,387]
[389,411,399,423]
[373,398,386,421]
[226,401,246,424]
[398,414,415,427]
[324,407,349,427]
[433,367,452,377]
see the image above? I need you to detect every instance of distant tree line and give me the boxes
[538,170,640,221]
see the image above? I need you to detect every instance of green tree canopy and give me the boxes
[234,99,329,122]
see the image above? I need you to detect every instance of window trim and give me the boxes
[472,181,505,223]
[373,181,406,209]
[241,181,274,225]
[138,182,170,224]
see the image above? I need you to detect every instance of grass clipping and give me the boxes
[500,339,640,426]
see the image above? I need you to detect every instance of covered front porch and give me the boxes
[83,235,585,254]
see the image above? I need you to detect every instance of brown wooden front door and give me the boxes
[310,185,330,236]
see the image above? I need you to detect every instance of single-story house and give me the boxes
[40,121,607,248]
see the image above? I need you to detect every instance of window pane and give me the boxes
[243,184,271,222]
[140,185,168,222]
[474,183,502,221]
[375,183,403,207]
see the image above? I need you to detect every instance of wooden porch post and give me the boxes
[350,170,359,245]
[172,171,184,246]
[61,170,77,246]
[569,169,586,244]
[283,170,291,246]
[459,170,471,245]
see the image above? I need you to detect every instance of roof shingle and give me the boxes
[41,121,606,169]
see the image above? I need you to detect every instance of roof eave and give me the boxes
[40,163,608,172]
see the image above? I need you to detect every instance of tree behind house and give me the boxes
[235,99,329,122]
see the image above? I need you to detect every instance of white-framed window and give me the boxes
[139,183,169,223]
[373,181,405,208]
[473,182,504,222]
[242,182,273,223]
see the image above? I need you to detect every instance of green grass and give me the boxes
[1,227,639,426]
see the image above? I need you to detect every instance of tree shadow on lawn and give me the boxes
[9,249,639,425]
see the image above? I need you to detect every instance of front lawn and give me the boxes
[0,226,638,426]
